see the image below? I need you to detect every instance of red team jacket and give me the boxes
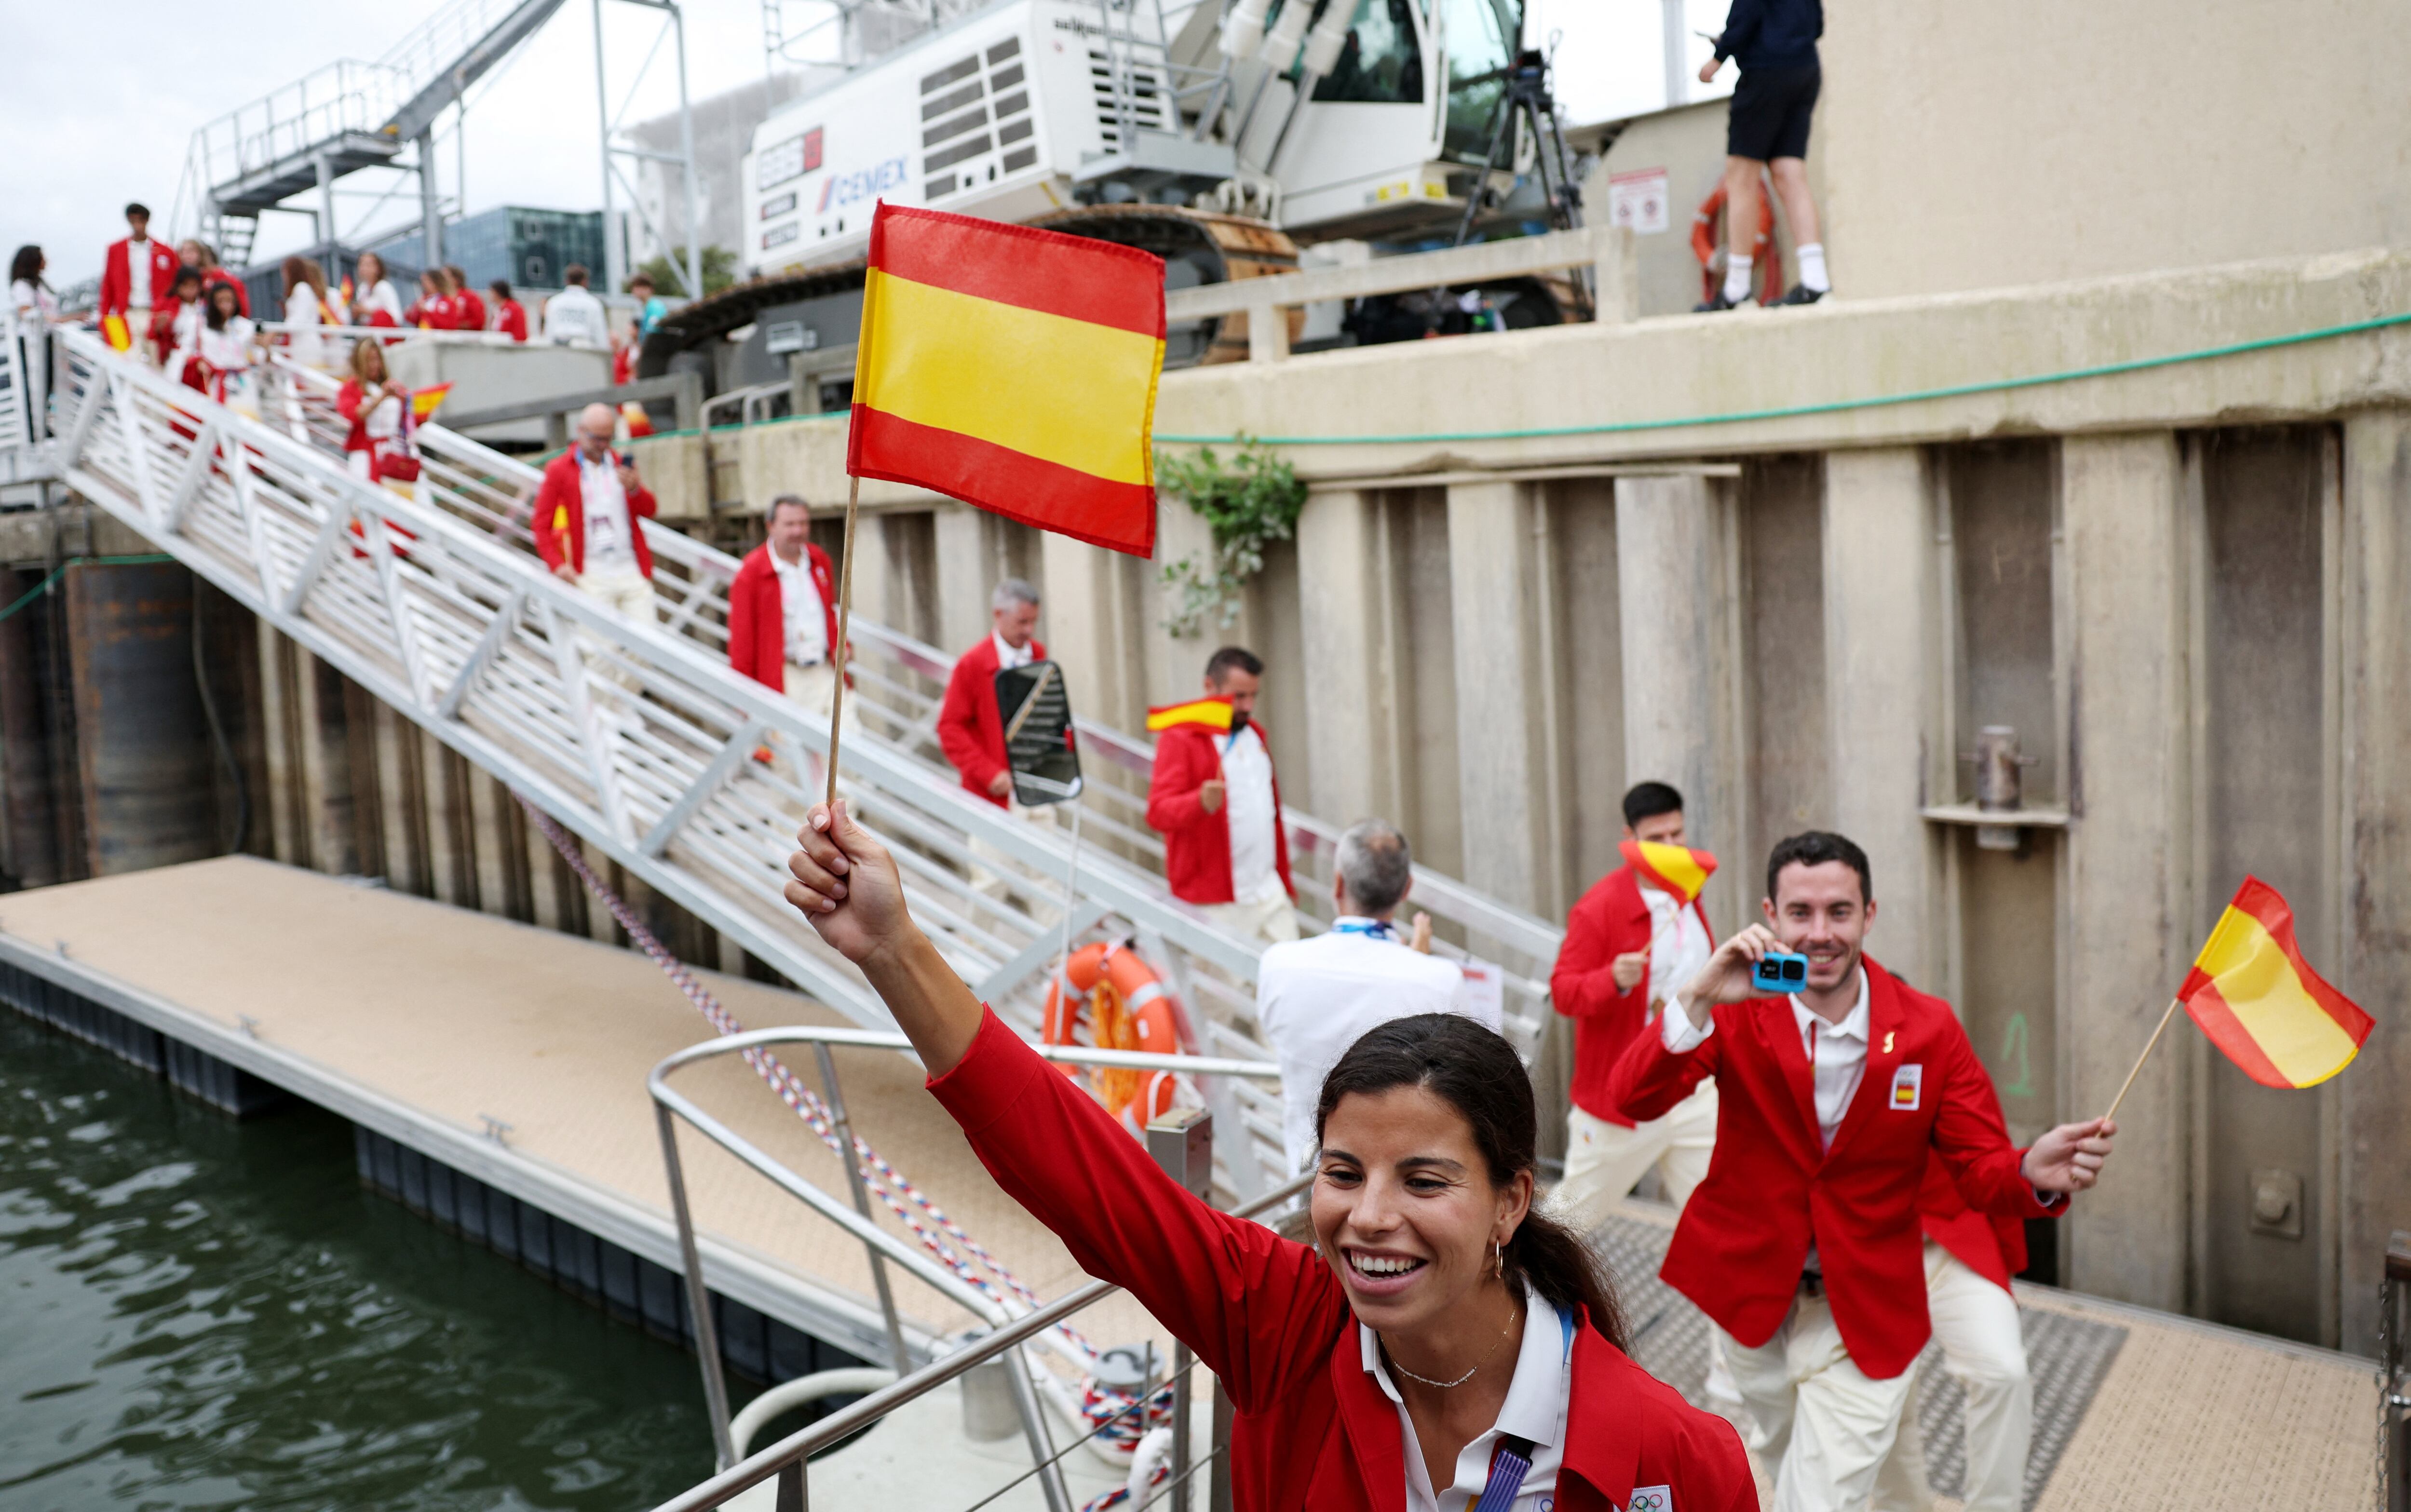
[936,634,1049,806]
[532,450,658,578]
[1553,864,1717,1126]
[1608,957,2057,1379]
[99,238,182,319]
[931,1008,1759,1512]
[492,299,529,341]
[1145,722,1295,905]
[726,542,842,692]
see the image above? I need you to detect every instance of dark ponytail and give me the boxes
[1315,1013,1630,1350]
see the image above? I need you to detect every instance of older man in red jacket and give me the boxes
[1611,830,2113,1512]
[728,494,846,787]
[936,578,1046,807]
[1145,646,1296,944]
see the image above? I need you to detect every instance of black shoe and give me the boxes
[1774,284,1827,306]
[1693,290,1750,312]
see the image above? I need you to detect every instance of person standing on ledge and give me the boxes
[1146,645,1298,945]
[779,798,1759,1512]
[1610,831,2113,1512]
[1696,0,1832,310]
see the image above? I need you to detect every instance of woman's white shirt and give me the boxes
[10,279,56,324]
[168,301,207,367]
[198,317,256,373]
[1362,1282,1571,1512]
[284,286,327,364]
[359,279,404,324]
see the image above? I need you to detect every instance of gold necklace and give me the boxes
[1382,1304,1521,1390]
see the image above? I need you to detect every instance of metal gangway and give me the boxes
[13,322,1564,1202]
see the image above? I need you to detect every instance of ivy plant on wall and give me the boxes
[1155,437,1308,638]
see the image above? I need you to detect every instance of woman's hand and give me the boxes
[784,799,985,1074]
[785,800,910,965]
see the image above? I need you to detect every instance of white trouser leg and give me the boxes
[1725,1297,1917,1512]
[1549,1104,1676,1234]
[1201,890,1299,945]
[574,567,659,705]
[1868,1363,1932,1512]
[778,660,857,800]
[1931,1244,2030,1512]
[970,800,1061,923]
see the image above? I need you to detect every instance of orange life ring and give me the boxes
[1690,181,1781,305]
[1043,940,1186,1128]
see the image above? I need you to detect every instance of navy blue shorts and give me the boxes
[1727,63,1820,162]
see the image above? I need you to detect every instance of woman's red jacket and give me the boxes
[928,1008,1759,1512]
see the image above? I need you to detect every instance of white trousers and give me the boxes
[970,798,1062,924]
[1201,888,1300,945]
[572,567,658,706]
[777,660,859,800]
[1871,1242,2032,1512]
[1722,1295,1919,1512]
[1550,1089,1719,1232]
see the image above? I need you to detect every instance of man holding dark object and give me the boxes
[1696,0,1832,310]
[937,579,1047,810]
[1611,831,2114,1512]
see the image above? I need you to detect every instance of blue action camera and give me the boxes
[1752,950,1811,995]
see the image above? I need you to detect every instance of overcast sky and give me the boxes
[5,0,1733,289]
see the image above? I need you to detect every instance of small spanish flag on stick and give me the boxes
[1145,696,1235,735]
[410,382,453,420]
[815,202,1166,805]
[2102,876,2374,1120]
[101,314,132,352]
[1620,839,1717,903]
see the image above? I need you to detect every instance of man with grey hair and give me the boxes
[533,401,658,633]
[1254,819,1491,1171]
[938,577,1047,809]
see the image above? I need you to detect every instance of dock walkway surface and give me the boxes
[0,855,2384,1510]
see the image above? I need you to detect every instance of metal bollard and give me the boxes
[1147,1107,1213,1512]
[961,1352,1023,1442]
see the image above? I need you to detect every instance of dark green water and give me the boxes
[0,1009,728,1512]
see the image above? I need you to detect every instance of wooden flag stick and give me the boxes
[2102,995,2183,1123]
[823,474,861,810]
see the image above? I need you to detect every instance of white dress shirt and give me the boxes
[1364,1283,1570,1512]
[578,450,638,576]
[1219,723,1282,904]
[992,630,1034,671]
[1257,917,1473,1169]
[1662,965,1869,1150]
[125,238,156,311]
[359,279,405,325]
[772,547,828,665]
[1641,881,1715,1014]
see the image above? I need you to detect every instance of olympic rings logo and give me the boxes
[1627,1490,1670,1512]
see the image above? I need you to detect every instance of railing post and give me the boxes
[1148,1107,1213,1512]
[811,1040,910,1374]
[655,1101,738,1468]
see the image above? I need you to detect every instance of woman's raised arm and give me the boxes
[784,800,985,1074]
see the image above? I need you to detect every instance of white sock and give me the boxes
[1798,243,1830,293]
[1722,253,1753,303]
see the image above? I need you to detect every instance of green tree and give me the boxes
[634,245,741,299]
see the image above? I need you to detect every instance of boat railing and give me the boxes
[647,1023,1300,1512]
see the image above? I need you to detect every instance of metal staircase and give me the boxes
[174,0,573,265]
[13,326,1568,1196]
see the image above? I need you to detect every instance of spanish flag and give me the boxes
[1146,696,1234,735]
[1621,839,1717,904]
[2180,877,2372,1089]
[848,203,1164,557]
[102,314,132,352]
[410,382,453,419]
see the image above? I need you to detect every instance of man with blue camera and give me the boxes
[1609,831,2116,1512]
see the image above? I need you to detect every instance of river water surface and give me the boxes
[0,1009,726,1511]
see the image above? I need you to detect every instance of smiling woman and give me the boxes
[781,801,1759,1512]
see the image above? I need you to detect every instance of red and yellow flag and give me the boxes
[101,314,132,351]
[410,382,453,419]
[848,203,1164,557]
[2180,878,2372,1089]
[1621,839,1717,903]
[1145,696,1234,735]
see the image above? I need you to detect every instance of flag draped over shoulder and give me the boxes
[848,203,1165,557]
[1620,839,1717,903]
[2180,877,2372,1089]
[1145,696,1234,735]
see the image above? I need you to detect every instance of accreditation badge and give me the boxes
[1890,1063,1923,1111]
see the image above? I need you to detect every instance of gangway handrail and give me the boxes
[646,1015,1312,1512]
[257,322,604,351]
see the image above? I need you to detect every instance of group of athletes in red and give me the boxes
[779,774,2116,1512]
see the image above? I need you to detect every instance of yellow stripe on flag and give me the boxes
[1625,839,1715,903]
[1146,698,1233,733]
[2192,905,2364,1087]
[856,268,1162,486]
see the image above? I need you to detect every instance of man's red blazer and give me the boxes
[1607,956,2057,1379]
[936,634,1047,806]
[1552,864,1715,1125]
